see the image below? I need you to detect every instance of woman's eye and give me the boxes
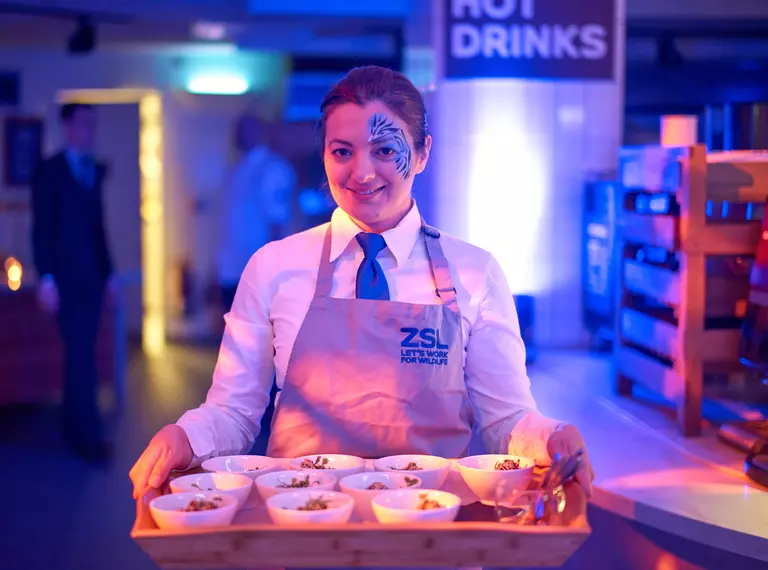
[376,147,396,157]
[332,148,351,157]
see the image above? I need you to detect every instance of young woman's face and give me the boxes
[324,100,430,232]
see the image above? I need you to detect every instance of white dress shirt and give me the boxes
[179,201,562,466]
[217,145,296,285]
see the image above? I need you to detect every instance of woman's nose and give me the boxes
[351,154,376,184]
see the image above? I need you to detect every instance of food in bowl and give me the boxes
[495,458,521,470]
[296,495,332,511]
[288,454,365,480]
[278,475,318,489]
[417,493,444,510]
[339,472,424,522]
[457,454,534,505]
[365,477,419,490]
[373,455,451,489]
[392,461,422,471]
[201,455,279,479]
[149,491,239,530]
[299,456,331,469]
[370,489,461,524]
[178,496,224,512]
[265,490,354,525]
[255,470,337,501]
[170,472,254,510]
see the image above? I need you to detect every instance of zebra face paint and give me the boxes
[368,113,413,180]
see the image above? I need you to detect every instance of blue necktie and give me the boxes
[355,233,390,300]
[79,155,95,188]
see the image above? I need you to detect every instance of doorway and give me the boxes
[94,103,142,337]
[56,89,165,356]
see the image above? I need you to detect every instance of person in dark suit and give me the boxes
[31,103,116,462]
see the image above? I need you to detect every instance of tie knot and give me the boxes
[356,232,387,260]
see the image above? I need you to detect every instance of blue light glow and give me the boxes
[185,74,250,95]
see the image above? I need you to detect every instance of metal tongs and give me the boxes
[532,449,585,523]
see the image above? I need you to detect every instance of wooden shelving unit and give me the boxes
[613,145,768,436]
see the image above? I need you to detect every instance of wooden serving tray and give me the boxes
[131,462,590,568]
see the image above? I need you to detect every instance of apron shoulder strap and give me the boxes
[314,223,335,298]
[421,220,459,311]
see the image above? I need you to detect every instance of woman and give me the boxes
[130,66,595,499]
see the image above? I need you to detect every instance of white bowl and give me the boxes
[371,489,461,524]
[457,454,534,504]
[254,469,338,501]
[149,491,239,530]
[201,455,279,480]
[170,472,253,510]
[265,490,354,525]
[373,455,451,489]
[339,472,423,522]
[288,454,365,480]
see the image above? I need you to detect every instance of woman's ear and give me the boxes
[413,134,432,177]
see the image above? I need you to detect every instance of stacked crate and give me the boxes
[613,145,768,436]
[0,287,122,407]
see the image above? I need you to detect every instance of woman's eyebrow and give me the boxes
[328,138,353,146]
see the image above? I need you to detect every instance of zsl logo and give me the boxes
[400,327,449,350]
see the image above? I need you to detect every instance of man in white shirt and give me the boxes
[217,114,296,311]
[215,114,296,443]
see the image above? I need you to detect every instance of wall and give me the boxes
[0,45,287,328]
[627,0,768,19]
[8,0,768,22]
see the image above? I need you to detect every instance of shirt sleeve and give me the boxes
[464,254,563,466]
[176,247,277,467]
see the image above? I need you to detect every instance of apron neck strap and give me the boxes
[315,223,335,298]
[313,219,459,311]
[420,220,459,310]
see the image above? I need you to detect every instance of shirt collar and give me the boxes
[245,145,267,161]
[65,147,90,159]
[65,148,80,163]
[65,148,95,167]
[329,200,423,268]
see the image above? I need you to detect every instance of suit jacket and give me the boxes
[31,150,113,295]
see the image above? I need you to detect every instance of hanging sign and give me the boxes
[444,0,615,80]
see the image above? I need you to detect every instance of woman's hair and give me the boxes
[318,65,429,152]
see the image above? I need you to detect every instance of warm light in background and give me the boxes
[58,88,166,355]
[7,266,20,280]
[5,256,22,291]
[139,92,166,355]
[465,81,548,296]
[654,553,678,570]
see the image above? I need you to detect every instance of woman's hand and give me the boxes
[129,424,193,499]
[546,423,595,498]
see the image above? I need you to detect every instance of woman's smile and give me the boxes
[347,185,386,199]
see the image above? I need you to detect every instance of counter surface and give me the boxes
[531,352,768,563]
